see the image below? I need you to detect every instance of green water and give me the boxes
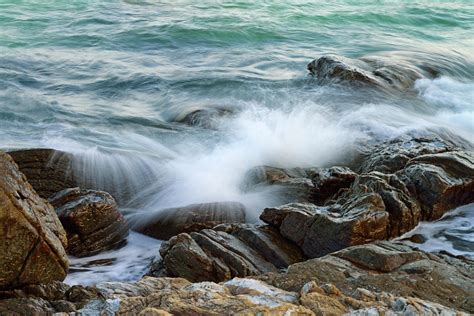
[0,1,473,283]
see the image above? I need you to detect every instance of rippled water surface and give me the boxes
[1,1,473,283]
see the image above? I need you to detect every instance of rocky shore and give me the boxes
[1,56,473,315]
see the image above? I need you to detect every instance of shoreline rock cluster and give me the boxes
[1,127,472,315]
[0,56,473,315]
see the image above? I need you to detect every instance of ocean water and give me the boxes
[0,1,472,284]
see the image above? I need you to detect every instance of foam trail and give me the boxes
[65,232,161,286]
[398,204,474,259]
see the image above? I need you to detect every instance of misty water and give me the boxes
[1,1,472,284]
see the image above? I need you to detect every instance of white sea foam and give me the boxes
[65,232,161,286]
[398,204,474,259]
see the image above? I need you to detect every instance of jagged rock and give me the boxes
[358,130,472,174]
[399,151,474,220]
[307,54,426,91]
[48,188,129,257]
[261,191,389,258]
[7,149,76,199]
[261,144,473,258]
[1,243,470,314]
[311,166,357,204]
[255,241,474,313]
[155,224,304,282]
[131,202,246,240]
[0,151,68,290]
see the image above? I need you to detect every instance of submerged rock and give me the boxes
[7,148,76,199]
[173,106,234,129]
[155,224,305,282]
[131,201,246,240]
[48,188,129,258]
[307,54,427,91]
[242,165,356,205]
[0,151,69,290]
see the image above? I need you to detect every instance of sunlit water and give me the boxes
[1,1,472,284]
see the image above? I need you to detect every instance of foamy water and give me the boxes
[1,1,473,284]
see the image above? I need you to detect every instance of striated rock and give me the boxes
[155,224,305,282]
[0,151,68,290]
[256,241,474,313]
[48,188,129,258]
[131,202,246,240]
[302,192,389,257]
[7,149,76,199]
[307,54,426,91]
[358,130,472,174]
[399,151,474,220]
[261,157,471,258]
[261,191,390,258]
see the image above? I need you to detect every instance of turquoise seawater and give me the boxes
[0,1,473,283]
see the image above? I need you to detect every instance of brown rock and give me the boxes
[7,149,76,199]
[0,151,68,289]
[156,224,304,283]
[48,188,129,257]
[256,241,474,313]
[131,202,246,240]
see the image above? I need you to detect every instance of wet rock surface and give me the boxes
[154,224,305,283]
[0,152,69,290]
[307,54,429,92]
[131,201,246,240]
[7,149,76,199]
[242,165,356,204]
[48,188,129,258]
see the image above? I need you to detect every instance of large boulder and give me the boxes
[48,188,129,258]
[131,202,246,240]
[155,224,305,282]
[7,149,76,199]
[0,152,68,289]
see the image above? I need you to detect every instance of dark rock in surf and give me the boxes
[131,201,246,240]
[242,165,356,205]
[174,107,234,129]
[154,223,305,282]
[307,54,426,91]
[0,151,69,290]
[48,188,129,258]
[7,148,76,199]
